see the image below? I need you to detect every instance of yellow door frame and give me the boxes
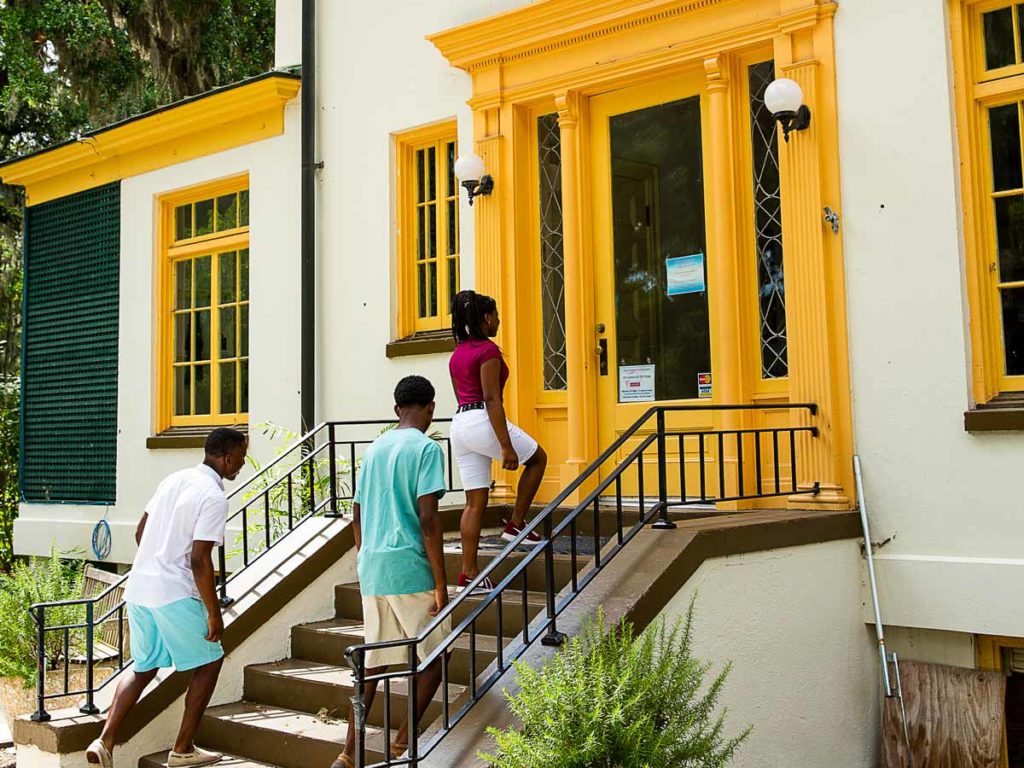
[429,0,855,508]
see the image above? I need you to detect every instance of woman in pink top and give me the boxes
[449,290,547,594]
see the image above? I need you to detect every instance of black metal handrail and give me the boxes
[27,419,461,722]
[345,403,820,767]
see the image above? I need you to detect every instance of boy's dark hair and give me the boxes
[205,427,247,457]
[394,375,435,407]
[451,290,497,343]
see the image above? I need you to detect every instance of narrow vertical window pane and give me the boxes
[537,113,567,391]
[195,255,212,307]
[240,304,249,356]
[447,141,456,198]
[239,190,250,226]
[174,314,191,362]
[240,360,249,412]
[194,365,211,415]
[175,260,192,310]
[219,250,238,304]
[174,205,193,241]
[447,200,457,256]
[985,7,1016,70]
[428,261,438,317]
[239,248,249,300]
[174,367,191,415]
[448,256,458,312]
[990,103,1023,192]
[217,194,239,231]
[195,198,215,236]
[427,203,437,259]
[417,263,427,318]
[195,310,211,361]
[749,61,788,379]
[417,149,426,203]
[220,306,237,358]
[417,206,426,260]
[428,146,437,203]
[996,195,1024,283]
[220,362,237,415]
[1002,287,1024,375]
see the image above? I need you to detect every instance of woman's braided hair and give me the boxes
[452,290,497,343]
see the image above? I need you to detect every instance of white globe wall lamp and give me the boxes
[764,78,811,142]
[454,153,494,206]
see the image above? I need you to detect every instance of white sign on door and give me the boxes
[618,364,656,403]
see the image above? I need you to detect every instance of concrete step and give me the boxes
[291,618,501,684]
[244,658,465,729]
[334,583,547,639]
[442,544,579,589]
[139,751,278,768]
[197,701,391,768]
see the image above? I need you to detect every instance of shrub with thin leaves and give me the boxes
[0,545,85,684]
[482,601,749,768]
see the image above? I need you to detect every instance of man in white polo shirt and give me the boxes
[86,428,247,768]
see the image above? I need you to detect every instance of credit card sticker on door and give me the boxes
[697,372,712,399]
[619,365,655,402]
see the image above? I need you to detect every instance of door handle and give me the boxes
[597,338,608,376]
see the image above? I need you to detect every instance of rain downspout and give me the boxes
[300,0,317,432]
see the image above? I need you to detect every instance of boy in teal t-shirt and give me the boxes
[335,376,450,768]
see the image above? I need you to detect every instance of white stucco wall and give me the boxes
[835,0,1024,637]
[660,540,878,768]
[309,0,532,424]
[14,102,302,563]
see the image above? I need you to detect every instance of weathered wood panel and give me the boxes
[881,659,1005,768]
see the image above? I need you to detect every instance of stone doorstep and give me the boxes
[417,508,863,768]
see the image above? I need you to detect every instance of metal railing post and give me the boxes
[326,423,340,517]
[652,408,676,529]
[351,651,366,768]
[81,602,99,714]
[31,605,50,722]
[218,546,234,607]
[409,644,419,766]
[541,514,567,647]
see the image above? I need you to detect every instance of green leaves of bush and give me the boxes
[0,546,85,684]
[483,601,749,768]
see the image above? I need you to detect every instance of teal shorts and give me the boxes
[127,598,224,673]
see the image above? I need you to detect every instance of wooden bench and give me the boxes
[79,565,129,661]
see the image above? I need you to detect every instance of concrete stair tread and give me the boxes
[336,582,549,602]
[139,751,278,768]
[296,617,503,649]
[247,658,467,700]
[201,701,392,760]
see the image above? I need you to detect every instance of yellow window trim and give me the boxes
[0,74,299,206]
[952,0,1024,402]
[156,175,251,432]
[394,120,459,339]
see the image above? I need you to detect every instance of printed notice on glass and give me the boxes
[666,253,706,296]
[697,372,712,399]
[619,365,656,403]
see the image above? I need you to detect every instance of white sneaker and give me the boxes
[86,739,113,768]
[166,747,222,767]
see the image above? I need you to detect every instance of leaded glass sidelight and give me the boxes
[538,113,567,391]
[749,61,788,379]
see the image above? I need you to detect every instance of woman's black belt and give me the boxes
[456,401,486,413]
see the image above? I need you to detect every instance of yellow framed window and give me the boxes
[952,0,1024,400]
[396,122,459,336]
[159,177,249,429]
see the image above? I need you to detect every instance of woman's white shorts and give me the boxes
[450,408,539,491]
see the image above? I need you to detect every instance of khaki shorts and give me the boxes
[362,591,452,668]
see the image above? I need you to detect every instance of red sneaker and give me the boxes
[456,573,495,595]
[502,521,542,544]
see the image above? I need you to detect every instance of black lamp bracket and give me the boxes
[776,105,811,142]
[462,174,494,206]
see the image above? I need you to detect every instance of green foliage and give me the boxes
[0,380,18,573]
[0,546,85,684]
[482,603,749,768]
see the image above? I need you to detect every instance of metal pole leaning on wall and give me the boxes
[854,455,891,696]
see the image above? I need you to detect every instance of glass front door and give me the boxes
[591,75,715,488]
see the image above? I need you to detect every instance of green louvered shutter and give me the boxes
[22,183,120,503]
